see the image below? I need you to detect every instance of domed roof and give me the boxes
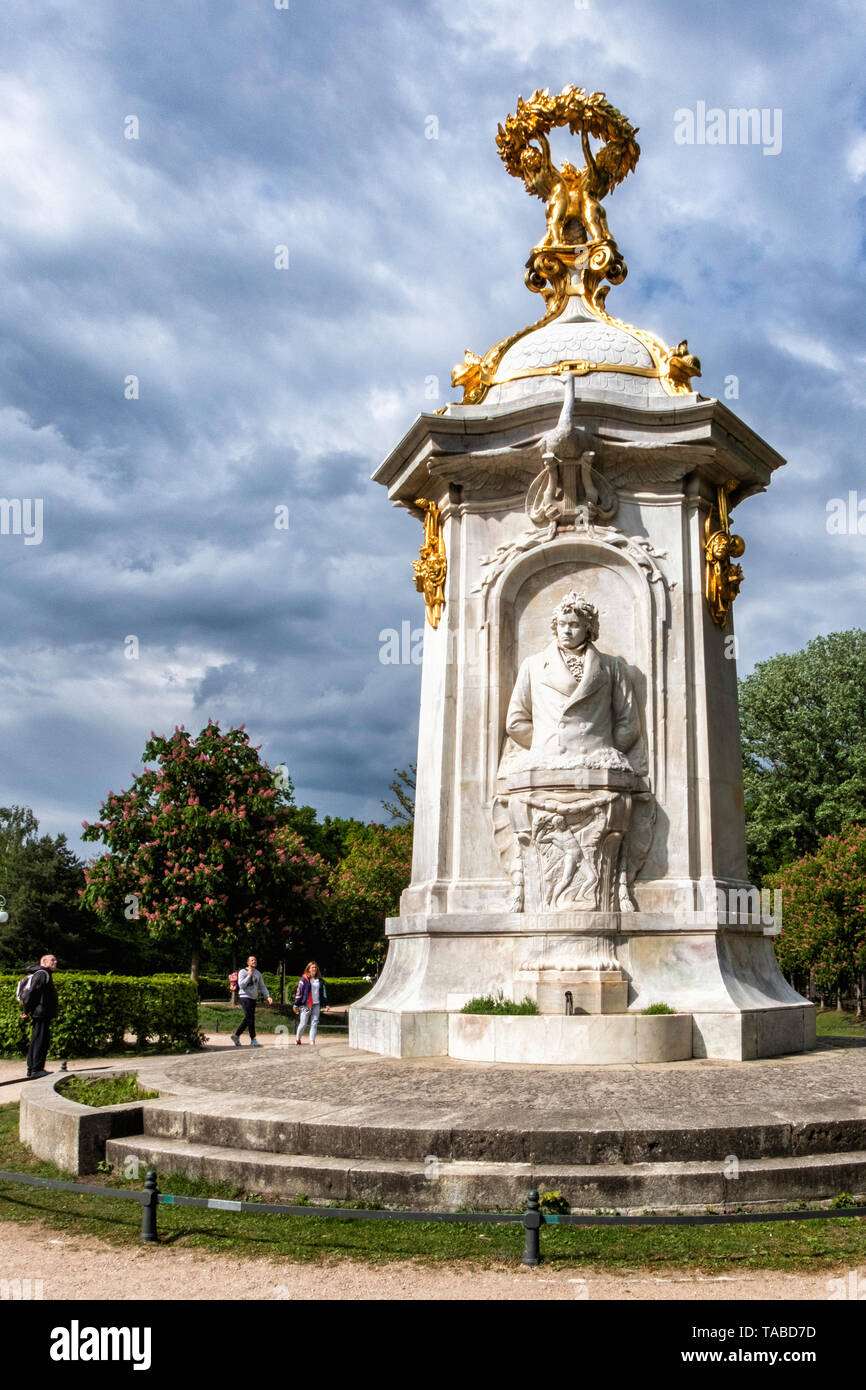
[448,86,701,412]
[484,288,670,409]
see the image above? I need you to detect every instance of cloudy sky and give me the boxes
[1,0,864,853]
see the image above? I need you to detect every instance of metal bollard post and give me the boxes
[140,1169,159,1243]
[522,1189,542,1266]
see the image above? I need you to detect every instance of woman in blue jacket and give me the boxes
[293,961,328,1045]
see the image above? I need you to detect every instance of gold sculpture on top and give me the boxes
[451,86,701,405]
[704,483,746,628]
[413,499,447,628]
[497,86,638,316]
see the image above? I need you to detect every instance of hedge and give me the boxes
[0,974,202,1058]
[261,973,371,1007]
[195,974,228,1001]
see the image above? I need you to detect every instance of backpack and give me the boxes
[228,971,239,996]
[16,971,40,1012]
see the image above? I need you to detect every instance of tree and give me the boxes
[80,722,316,978]
[769,824,866,1014]
[381,765,416,825]
[327,822,413,971]
[0,806,95,970]
[283,806,368,865]
[739,631,866,880]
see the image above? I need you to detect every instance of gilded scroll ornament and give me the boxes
[451,86,701,404]
[412,499,447,628]
[704,483,745,628]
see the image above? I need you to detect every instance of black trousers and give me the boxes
[235,997,257,1039]
[27,1018,51,1075]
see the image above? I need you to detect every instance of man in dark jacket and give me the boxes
[24,953,58,1079]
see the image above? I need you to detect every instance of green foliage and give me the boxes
[0,806,98,971]
[326,822,412,970]
[538,1190,570,1214]
[641,1002,675,1015]
[831,1192,856,1209]
[0,973,201,1057]
[768,825,866,995]
[57,1074,158,1106]
[739,631,866,879]
[80,722,315,975]
[282,807,369,866]
[381,765,416,825]
[460,994,539,1015]
[195,974,229,1000]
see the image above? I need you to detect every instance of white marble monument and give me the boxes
[350,85,814,1062]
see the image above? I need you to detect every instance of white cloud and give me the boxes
[847,133,866,181]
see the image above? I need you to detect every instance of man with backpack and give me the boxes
[19,953,59,1079]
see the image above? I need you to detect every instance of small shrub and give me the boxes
[460,993,539,1016]
[831,1191,856,1209]
[538,1190,570,1215]
[641,1002,676,1015]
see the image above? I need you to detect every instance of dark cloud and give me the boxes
[1,0,865,853]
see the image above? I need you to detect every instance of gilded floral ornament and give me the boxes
[496,85,638,315]
[413,499,447,628]
[704,483,745,628]
[451,86,702,405]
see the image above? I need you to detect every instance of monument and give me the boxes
[351,85,814,1063]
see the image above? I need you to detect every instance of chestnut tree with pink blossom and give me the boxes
[81,721,325,978]
[769,823,866,1014]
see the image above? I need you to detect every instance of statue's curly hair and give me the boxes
[551,590,599,641]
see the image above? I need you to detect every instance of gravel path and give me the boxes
[0,1219,854,1300]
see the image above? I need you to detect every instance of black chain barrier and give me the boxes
[1,1170,864,1266]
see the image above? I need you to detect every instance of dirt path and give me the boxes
[0,1219,855,1300]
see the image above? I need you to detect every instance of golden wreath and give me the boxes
[496,85,640,190]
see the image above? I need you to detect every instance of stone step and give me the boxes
[140,1100,866,1167]
[105,1134,866,1213]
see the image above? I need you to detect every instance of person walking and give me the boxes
[293,961,328,1045]
[230,955,272,1048]
[22,953,59,1079]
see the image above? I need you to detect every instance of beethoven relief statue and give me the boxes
[494,591,654,915]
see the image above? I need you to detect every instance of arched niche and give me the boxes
[481,533,669,806]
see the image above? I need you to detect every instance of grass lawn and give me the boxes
[56,1074,159,1106]
[1,1103,864,1270]
[197,1003,348,1035]
[815,1009,866,1038]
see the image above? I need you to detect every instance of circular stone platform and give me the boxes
[23,1036,866,1213]
[146,1035,866,1123]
